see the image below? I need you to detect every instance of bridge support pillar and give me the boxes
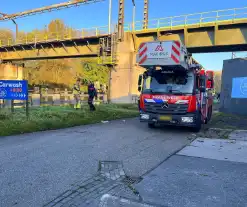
[0,63,23,80]
[109,33,144,103]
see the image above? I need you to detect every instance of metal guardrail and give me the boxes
[130,6,247,31]
[0,93,108,108]
[0,7,247,47]
[0,25,109,47]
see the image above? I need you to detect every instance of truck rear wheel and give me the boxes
[148,123,156,128]
[204,106,212,124]
[207,106,212,122]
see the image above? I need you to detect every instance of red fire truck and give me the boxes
[137,40,214,132]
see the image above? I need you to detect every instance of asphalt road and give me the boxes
[0,118,191,207]
[100,137,247,207]
[134,155,247,207]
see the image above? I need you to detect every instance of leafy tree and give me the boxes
[0,29,14,46]
[16,31,27,43]
[48,19,67,39]
[214,71,222,93]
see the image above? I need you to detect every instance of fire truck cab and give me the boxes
[137,40,214,132]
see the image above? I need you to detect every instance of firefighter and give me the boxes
[88,82,97,111]
[73,79,81,109]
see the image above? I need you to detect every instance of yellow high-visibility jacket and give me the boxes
[73,84,81,95]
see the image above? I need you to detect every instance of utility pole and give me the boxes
[108,0,112,34]
[131,0,136,31]
[143,0,149,30]
[117,0,125,41]
[11,19,18,39]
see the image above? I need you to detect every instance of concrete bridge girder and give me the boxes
[0,63,23,80]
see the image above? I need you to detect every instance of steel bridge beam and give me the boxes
[133,19,247,53]
[1,19,247,61]
[0,38,100,61]
[0,8,247,60]
[0,0,105,21]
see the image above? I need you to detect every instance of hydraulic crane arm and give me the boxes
[0,0,105,21]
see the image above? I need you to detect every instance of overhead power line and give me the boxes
[0,0,105,21]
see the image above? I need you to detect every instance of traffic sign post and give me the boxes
[0,80,29,119]
[26,97,29,120]
[11,100,14,113]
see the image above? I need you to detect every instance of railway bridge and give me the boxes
[0,4,247,102]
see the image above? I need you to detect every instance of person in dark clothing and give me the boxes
[88,83,97,111]
[217,93,220,101]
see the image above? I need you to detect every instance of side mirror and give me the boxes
[199,75,206,92]
[138,75,143,92]
[206,71,214,89]
[138,75,143,86]
[138,86,142,92]
[206,79,214,89]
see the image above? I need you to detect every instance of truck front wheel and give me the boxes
[191,113,202,132]
[148,123,156,128]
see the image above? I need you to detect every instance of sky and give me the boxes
[0,0,247,70]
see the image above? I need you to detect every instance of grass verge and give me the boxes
[198,112,247,139]
[206,112,247,130]
[0,104,139,137]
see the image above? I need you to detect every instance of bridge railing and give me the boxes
[127,6,247,31]
[0,25,109,47]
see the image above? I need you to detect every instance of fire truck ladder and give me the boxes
[97,32,118,66]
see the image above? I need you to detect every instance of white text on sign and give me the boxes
[149,52,169,58]
[0,81,23,88]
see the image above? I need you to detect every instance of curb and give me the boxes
[209,128,233,132]
[141,135,197,178]
[228,130,247,141]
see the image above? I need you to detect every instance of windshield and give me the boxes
[143,70,194,94]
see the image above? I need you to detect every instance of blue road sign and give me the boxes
[231,77,247,98]
[0,80,28,100]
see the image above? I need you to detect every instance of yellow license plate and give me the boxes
[159,115,172,121]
